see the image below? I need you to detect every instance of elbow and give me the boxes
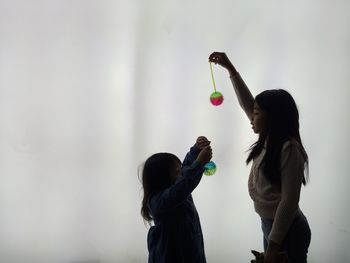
[279,194,300,208]
[279,199,299,214]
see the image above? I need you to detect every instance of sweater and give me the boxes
[230,72,306,245]
[248,139,306,244]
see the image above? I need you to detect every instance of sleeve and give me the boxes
[268,141,305,244]
[149,146,204,216]
[181,144,201,168]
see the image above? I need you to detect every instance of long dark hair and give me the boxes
[140,152,181,223]
[246,89,309,185]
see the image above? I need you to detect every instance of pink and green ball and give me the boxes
[210,91,224,106]
[204,161,217,176]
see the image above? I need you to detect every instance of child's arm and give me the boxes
[181,145,200,168]
[182,136,211,168]
[149,144,212,216]
[209,52,254,121]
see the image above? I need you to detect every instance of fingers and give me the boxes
[197,136,208,141]
[251,250,264,263]
[204,145,213,156]
[196,145,213,165]
[195,136,213,164]
[251,250,261,257]
[196,136,211,149]
[208,52,225,63]
[206,146,213,161]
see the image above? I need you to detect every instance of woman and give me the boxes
[209,52,311,263]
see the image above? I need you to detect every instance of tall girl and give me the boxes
[209,52,311,263]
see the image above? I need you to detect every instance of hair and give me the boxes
[246,89,309,185]
[140,152,181,223]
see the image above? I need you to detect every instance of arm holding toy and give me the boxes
[182,136,211,168]
[209,52,254,121]
[149,141,212,216]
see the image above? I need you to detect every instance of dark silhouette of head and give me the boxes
[247,89,309,184]
[140,152,181,223]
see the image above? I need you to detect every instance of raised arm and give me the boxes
[182,136,211,168]
[209,52,254,121]
[149,138,212,216]
[149,160,205,216]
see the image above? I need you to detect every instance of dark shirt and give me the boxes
[147,146,206,263]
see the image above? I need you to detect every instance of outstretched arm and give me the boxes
[149,144,212,216]
[209,52,254,121]
[149,160,204,216]
[182,136,211,168]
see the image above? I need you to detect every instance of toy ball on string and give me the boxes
[204,161,217,176]
[209,62,224,106]
[210,91,224,106]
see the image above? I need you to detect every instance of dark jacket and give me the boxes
[147,145,206,263]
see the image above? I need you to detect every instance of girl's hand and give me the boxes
[195,136,211,150]
[209,52,236,73]
[196,146,212,165]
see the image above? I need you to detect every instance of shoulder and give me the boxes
[281,138,305,155]
[280,138,306,167]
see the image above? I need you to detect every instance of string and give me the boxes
[209,62,217,92]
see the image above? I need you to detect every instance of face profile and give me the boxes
[251,102,267,134]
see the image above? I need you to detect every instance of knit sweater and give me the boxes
[248,139,306,244]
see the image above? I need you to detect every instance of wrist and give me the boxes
[195,158,206,166]
[227,64,238,76]
[193,144,201,153]
[267,239,281,253]
[229,70,239,78]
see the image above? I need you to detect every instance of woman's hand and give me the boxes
[251,250,265,263]
[264,240,281,263]
[209,52,236,74]
[195,136,211,150]
[264,254,278,263]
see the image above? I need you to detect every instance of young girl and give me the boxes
[209,52,311,263]
[140,136,212,263]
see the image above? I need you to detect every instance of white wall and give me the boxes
[0,0,349,262]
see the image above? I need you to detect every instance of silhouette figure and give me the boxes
[141,136,212,263]
[209,52,311,263]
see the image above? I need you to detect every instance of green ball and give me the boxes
[204,161,217,176]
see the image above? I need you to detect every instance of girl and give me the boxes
[209,52,311,263]
[140,136,212,263]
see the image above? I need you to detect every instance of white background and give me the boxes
[0,0,349,262]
